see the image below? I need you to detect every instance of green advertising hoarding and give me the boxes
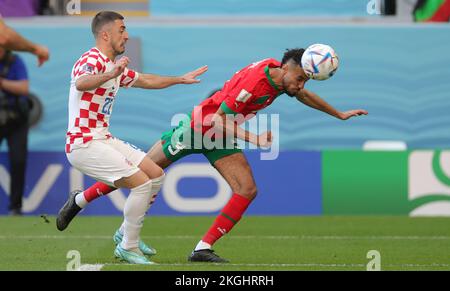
[322,150,450,216]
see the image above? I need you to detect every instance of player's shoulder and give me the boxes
[78,47,96,58]
[243,58,281,74]
[255,58,281,68]
[262,58,281,65]
[79,47,108,63]
[246,58,280,80]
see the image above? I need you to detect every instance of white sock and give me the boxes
[120,180,153,250]
[118,173,165,237]
[74,192,88,208]
[195,240,211,251]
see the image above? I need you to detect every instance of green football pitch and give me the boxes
[0,216,449,271]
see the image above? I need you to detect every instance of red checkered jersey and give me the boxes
[66,48,139,153]
[191,58,283,133]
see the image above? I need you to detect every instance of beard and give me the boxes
[281,79,295,97]
[285,90,296,97]
[113,42,126,55]
[115,47,125,55]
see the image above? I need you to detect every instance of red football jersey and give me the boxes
[191,58,283,133]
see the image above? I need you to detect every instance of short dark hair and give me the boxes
[281,48,305,66]
[91,11,124,37]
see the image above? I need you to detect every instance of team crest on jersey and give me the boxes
[236,89,252,103]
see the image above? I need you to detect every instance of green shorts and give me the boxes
[161,116,242,165]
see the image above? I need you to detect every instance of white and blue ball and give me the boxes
[301,44,339,81]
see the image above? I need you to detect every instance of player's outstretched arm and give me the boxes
[132,65,208,89]
[211,108,272,148]
[0,19,49,66]
[296,88,368,120]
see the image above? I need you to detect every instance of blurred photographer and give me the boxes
[0,47,30,215]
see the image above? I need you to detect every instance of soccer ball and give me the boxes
[301,44,339,81]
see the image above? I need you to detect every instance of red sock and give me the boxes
[202,193,251,246]
[83,182,116,202]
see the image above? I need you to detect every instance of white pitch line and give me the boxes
[80,263,366,270]
[164,263,450,268]
[77,264,104,271]
[298,235,450,240]
[389,263,450,267]
[2,235,450,240]
[155,263,366,267]
[77,262,450,271]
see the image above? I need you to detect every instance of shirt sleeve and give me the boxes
[11,55,28,81]
[119,67,139,88]
[75,52,105,80]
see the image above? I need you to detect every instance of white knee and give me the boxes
[149,173,165,205]
[131,179,153,199]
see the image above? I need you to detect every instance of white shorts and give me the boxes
[66,137,147,187]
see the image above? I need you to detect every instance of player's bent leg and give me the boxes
[60,139,156,264]
[57,139,163,231]
[113,168,149,188]
[147,140,174,169]
[65,140,172,219]
[114,159,165,257]
[189,153,256,263]
[212,152,258,200]
[114,171,154,264]
[139,158,164,180]
[57,140,135,231]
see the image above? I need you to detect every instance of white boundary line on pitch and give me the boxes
[77,264,104,271]
[77,263,365,271]
[78,262,450,271]
[3,235,450,240]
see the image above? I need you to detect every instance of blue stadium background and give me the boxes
[10,25,450,151]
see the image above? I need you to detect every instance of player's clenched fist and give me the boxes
[110,56,129,78]
[256,131,273,148]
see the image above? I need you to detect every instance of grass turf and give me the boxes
[0,216,449,271]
